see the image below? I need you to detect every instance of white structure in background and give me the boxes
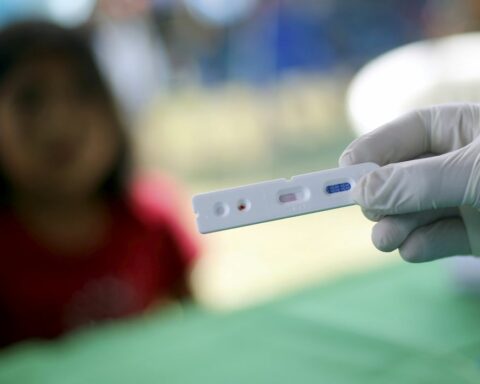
[45,0,96,26]
[93,17,170,121]
[0,0,95,27]
[347,33,480,136]
[183,0,258,26]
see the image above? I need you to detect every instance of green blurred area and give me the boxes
[1,261,480,383]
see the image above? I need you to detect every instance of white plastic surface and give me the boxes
[192,162,379,234]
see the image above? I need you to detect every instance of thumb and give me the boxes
[352,145,480,215]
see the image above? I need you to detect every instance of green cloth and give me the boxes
[1,261,480,384]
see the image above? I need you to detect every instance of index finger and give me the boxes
[339,103,480,167]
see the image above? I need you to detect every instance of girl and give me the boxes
[0,20,199,347]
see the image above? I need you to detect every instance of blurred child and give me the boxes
[0,20,199,347]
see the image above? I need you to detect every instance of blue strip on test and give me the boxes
[326,182,351,194]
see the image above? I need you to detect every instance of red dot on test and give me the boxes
[237,199,250,212]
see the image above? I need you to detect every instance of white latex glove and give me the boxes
[339,103,480,262]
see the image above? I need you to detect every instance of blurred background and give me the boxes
[2,0,480,310]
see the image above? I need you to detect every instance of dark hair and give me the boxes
[0,20,131,205]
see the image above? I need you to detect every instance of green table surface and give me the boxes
[1,261,480,384]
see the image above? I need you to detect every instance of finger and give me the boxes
[360,204,446,222]
[339,103,480,167]
[361,207,383,222]
[399,218,471,263]
[352,148,473,215]
[371,208,459,252]
[459,205,480,257]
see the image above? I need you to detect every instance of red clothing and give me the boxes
[0,175,199,347]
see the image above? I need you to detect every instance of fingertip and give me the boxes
[361,207,383,222]
[338,153,353,167]
[338,141,368,166]
[398,227,429,263]
[371,216,412,252]
[351,181,366,206]
[371,233,394,253]
[371,222,398,252]
[351,174,374,208]
[399,241,424,263]
[353,167,395,211]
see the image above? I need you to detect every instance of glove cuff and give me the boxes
[460,205,480,256]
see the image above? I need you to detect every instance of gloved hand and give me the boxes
[339,103,480,262]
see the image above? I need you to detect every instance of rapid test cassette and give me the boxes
[192,162,379,234]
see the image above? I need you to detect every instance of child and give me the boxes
[0,20,199,347]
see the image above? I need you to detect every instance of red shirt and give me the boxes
[0,175,199,347]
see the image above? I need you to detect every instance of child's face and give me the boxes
[0,54,120,203]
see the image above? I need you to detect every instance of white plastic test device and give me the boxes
[192,162,379,234]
